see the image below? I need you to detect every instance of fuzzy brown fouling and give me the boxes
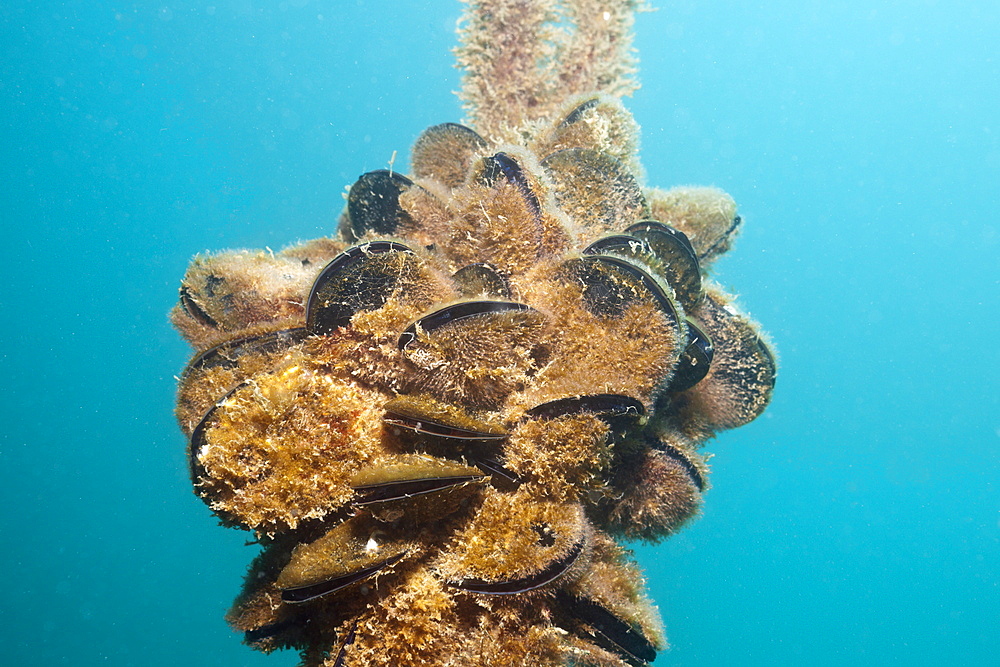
[172,1,776,665]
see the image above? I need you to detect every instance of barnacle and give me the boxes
[172,1,776,665]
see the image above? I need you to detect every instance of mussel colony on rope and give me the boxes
[173,91,775,666]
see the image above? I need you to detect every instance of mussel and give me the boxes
[306,241,419,334]
[346,170,416,239]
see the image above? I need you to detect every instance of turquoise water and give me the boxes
[2,1,997,665]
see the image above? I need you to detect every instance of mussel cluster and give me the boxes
[173,94,775,667]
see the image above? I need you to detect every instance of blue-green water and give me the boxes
[2,1,997,665]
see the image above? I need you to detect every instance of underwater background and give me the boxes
[1,0,997,664]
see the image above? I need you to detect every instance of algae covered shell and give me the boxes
[306,241,419,334]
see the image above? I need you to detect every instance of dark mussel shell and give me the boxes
[556,590,658,666]
[561,255,679,322]
[624,220,703,309]
[451,540,584,595]
[668,318,714,393]
[346,170,415,239]
[244,616,304,646]
[526,394,645,433]
[541,148,645,233]
[582,234,651,259]
[182,327,308,378]
[306,241,418,335]
[330,622,357,667]
[397,300,535,350]
[477,152,543,224]
[411,122,488,189]
[452,262,511,299]
[470,458,521,490]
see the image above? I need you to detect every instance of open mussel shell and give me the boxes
[452,262,511,299]
[350,454,485,513]
[561,255,679,323]
[306,241,418,334]
[555,590,658,666]
[526,394,645,432]
[398,300,535,350]
[541,148,645,235]
[624,220,703,309]
[410,122,488,189]
[277,517,410,604]
[668,318,714,392]
[346,170,415,239]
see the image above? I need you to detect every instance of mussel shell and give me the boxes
[526,394,645,432]
[306,241,418,334]
[582,234,651,259]
[452,540,584,595]
[701,214,743,262]
[398,300,535,349]
[624,219,695,256]
[188,380,251,491]
[452,262,511,299]
[668,318,714,393]
[476,152,544,223]
[350,455,486,508]
[182,328,308,378]
[178,284,218,328]
[559,97,601,127]
[624,220,702,309]
[674,289,777,433]
[277,517,409,603]
[556,590,658,666]
[280,551,407,604]
[471,458,521,489]
[656,439,706,491]
[346,170,415,239]
[561,255,678,323]
[540,95,639,166]
[411,122,488,189]
[541,148,645,234]
[330,622,357,667]
[352,475,485,506]
[383,396,508,441]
